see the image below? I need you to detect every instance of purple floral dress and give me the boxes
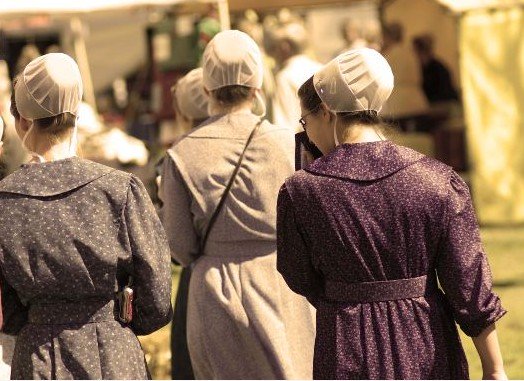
[277,141,505,379]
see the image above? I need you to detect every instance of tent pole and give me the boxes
[70,17,97,113]
[217,0,231,30]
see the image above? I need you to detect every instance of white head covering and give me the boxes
[313,48,394,113]
[15,53,83,120]
[202,30,263,91]
[173,68,209,120]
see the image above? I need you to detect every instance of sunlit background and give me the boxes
[1,0,523,379]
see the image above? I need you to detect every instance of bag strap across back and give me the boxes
[198,119,263,256]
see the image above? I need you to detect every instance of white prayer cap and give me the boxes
[173,68,209,120]
[15,53,83,120]
[313,48,394,113]
[202,30,263,91]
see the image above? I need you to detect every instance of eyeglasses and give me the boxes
[299,105,320,128]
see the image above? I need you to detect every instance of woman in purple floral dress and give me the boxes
[276,48,506,379]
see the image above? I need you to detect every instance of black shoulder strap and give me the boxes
[198,119,263,254]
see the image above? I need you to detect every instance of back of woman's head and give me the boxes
[202,30,263,109]
[13,53,82,136]
[298,48,393,126]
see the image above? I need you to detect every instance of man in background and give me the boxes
[412,34,459,104]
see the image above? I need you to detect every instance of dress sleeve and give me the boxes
[159,154,199,267]
[436,172,506,337]
[123,175,173,335]
[276,183,323,307]
[0,269,28,335]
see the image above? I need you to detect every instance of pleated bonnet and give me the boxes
[15,53,83,120]
[202,30,263,91]
[173,68,209,120]
[313,48,394,113]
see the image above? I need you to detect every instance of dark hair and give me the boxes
[297,76,322,113]
[383,22,404,44]
[211,85,253,106]
[412,34,434,55]
[10,76,76,137]
[297,76,382,126]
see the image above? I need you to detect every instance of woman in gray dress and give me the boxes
[161,30,315,379]
[277,48,506,379]
[0,53,172,379]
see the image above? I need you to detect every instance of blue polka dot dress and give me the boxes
[0,157,173,379]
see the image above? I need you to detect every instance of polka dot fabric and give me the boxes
[0,157,172,379]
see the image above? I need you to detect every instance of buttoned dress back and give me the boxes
[277,141,506,379]
[0,157,173,379]
[161,112,316,379]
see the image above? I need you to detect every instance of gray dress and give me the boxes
[161,112,316,379]
[0,157,173,379]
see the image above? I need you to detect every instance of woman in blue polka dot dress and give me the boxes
[0,53,172,379]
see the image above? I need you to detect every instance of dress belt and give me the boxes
[28,299,118,325]
[324,275,436,303]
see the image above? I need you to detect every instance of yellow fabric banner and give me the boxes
[460,8,524,224]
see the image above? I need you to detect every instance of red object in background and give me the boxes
[155,70,186,121]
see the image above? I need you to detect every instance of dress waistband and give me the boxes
[324,275,436,303]
[28,299,118,325]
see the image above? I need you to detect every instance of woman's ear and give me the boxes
[19,117,32,133]
[320,103,333,121]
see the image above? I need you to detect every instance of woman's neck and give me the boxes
[29,132,76,162]
[338,124,385,144]
[208,101,252,116]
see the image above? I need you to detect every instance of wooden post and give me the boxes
[70,16,97,113]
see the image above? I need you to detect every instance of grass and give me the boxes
[139,227,524,379]
[461,226,524,379]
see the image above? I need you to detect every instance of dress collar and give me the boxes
[0,157,115,197]
[305,141,425,181]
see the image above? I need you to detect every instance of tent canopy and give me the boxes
[435,0,524,13]
[0,0,219,17]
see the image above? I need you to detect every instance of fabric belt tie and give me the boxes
[28,299,118,325]
[325,275,436,303]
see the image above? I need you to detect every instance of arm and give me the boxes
[436,173,506,373]
[159,154,199,267]
[473,324,506,380]
[123,175,173,335]
[0,269,28,335]
[276,184,323,307]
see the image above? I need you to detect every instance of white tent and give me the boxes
[0,0,230,110]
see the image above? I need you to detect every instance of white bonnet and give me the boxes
[313,48,394,113]
[15,53,83,120]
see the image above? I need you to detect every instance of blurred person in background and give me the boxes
[269,17,322,132]
[0,60,27,178]
[14,44,40,76]
[277,48,506,379]
[337,19,382,56]
[161,30,315,379]
[339,19,368,52]
[237,9,277,122]
[0,53,173,379]
[0,113,16,380]
[160,68,209,380]
[412,33,460,105]
[380,22,428,118]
